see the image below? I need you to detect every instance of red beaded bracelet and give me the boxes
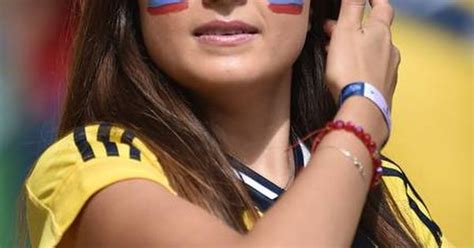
[311,120,383,188]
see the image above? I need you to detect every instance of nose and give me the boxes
[202,0,247,14]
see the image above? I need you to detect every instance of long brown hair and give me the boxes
[25,0,422,246]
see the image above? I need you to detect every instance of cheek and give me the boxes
[147,0,188,15]
[267,0,304,15]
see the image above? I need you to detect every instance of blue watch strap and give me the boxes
[339,82,392,131]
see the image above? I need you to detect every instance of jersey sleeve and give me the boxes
[25,124,176,248]
[381,158,449,247]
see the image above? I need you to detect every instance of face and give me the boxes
[139,0,310,96]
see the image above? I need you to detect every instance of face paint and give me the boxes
[268,0,304,15]
[147,0,188,15]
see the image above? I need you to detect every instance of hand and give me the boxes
[323,0,400,108]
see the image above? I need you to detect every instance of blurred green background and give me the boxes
[0,0,472,247]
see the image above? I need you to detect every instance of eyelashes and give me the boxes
[147,0,188,15]
[267,0,304,15]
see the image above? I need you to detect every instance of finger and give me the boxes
[323,20,337,36]
[393,45,401,66]
[389,45,400,94]
[368,0,394,26]
[338,0,367,27]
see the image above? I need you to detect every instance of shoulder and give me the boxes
[380,157,445,247]
[25,123,176,248]
[31,123,158,171]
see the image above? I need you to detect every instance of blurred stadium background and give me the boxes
[0,0,472,247]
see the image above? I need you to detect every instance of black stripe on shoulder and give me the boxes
[120,129,141,161]
[97,123,119,157]
[381,156,430,212]
[381,156,443,247]
[73,126,95,162]
[408,196,443,247]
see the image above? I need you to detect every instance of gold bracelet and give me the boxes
[317,146,367,179]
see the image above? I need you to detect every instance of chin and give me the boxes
[179,57,277,87]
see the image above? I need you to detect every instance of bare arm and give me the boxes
[59,98,388,247]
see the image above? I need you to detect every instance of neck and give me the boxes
[197,72,293,187]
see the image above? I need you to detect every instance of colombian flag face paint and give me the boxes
[147,0,188,15]
[268,0,304,15]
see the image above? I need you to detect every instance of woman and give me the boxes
[24,0,444,247]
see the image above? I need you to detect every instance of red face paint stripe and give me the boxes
[147,2,188,15]
[268,4,303,15]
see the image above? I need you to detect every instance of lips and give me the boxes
[193,20,260,46]
[193,20,259,36]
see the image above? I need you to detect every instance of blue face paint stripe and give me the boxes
[268,0,303,5]
[148,0,185,8]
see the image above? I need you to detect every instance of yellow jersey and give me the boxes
[25,124,448,247]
